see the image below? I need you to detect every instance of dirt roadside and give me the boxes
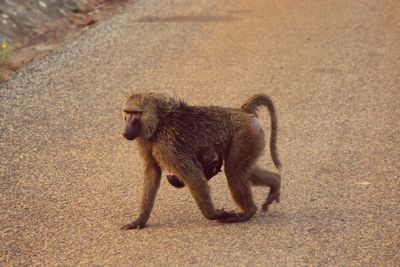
[0,0,129,82]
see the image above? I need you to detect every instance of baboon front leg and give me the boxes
[222,134,260,223]
[223,168,257,223]
[122,163,161,230]
[250,166,281,211]
[178,165,237,221]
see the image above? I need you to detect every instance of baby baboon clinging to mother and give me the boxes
[121,93,281,229]
[166,146,223,188]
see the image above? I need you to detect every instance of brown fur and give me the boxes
[166,146,223,188]
[121,93,281,229]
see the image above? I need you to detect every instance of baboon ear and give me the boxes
[142,108,159,139]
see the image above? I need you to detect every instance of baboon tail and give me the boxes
[241,94,281,170]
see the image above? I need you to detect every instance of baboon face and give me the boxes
[122,110,142,140]
[122,94,160,140]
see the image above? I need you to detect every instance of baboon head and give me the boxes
[122,93,160,140]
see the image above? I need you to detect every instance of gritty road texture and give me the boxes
[1,0,399,266]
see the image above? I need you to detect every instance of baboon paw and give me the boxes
[262,192,280,212]
[121,220,146,230]
[214,209,238,220]
[219,214,251,223]
[262,203,270,212]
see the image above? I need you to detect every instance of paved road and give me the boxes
[1,0,399,265]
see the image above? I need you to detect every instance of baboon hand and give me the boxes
[213,209,238,221]
[121,218,146,230]
[218,212,255,223]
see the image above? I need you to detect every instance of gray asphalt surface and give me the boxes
[1,0,399,266]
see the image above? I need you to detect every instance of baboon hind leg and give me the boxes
[250,166,281,211]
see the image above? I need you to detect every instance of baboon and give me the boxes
[121,93,281,230]
[166,146,223,188]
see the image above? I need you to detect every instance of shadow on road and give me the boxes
[137,15,237,23]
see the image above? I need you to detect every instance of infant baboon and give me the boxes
[121,93,281,229]
[167,146,223,188]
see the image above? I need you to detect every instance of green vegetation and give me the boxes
[0,41,11,63]
[0,41,12,81]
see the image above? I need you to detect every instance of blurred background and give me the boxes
[0,0,127,81]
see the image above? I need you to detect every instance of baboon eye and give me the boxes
[132,111,142,115]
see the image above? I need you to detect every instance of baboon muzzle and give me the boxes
[123,119,141,140]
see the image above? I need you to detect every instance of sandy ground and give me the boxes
[1,0,399,266]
